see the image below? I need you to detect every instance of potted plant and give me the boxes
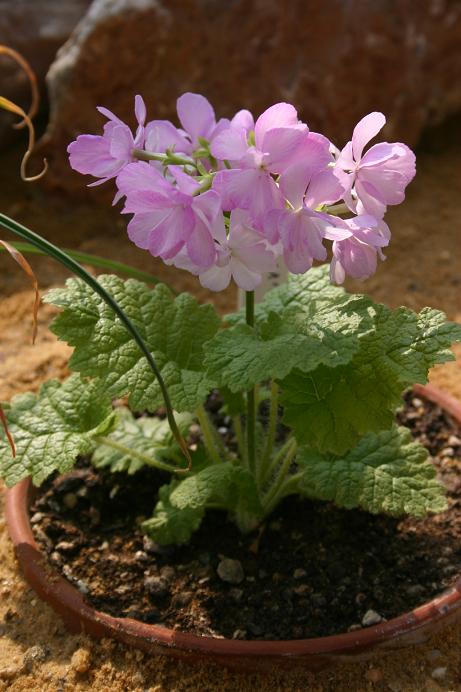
[2,90,461,672]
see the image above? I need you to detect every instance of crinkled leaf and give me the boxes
[204,295,373,393]
[282,305,461,455]
[226,265,346,325]
[92,408,193,474]
[297,426,447,517]
[44,276,220,412]
[142,484,204,545]
[0,375,115,486]
[142,463,262,544]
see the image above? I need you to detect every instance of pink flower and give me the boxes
[265,165,348,274]
[212,103,323,228]
[144,120,192,160]
[329,215,391,284]
[199,210,279,291]
[176,93,230,149]
[169,210,279,291]
[67,95,146,186]
[336,112,416,218]
[116,161,218,268]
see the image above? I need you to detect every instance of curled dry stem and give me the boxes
[0,45,47,181]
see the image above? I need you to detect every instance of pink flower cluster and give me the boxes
[68,93,416,291]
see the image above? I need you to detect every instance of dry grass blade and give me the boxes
[0,96,48,181]
[0,45,47,181]
[0,406,16,457]
[0,46,39,128]
[0,240,40,344]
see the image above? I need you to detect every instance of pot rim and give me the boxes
[5,382,461,666]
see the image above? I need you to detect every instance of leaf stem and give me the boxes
[0,212,191,470]
[232,415,246,466]
[259,380,279,483]
[245,291,256,472]
[132,148,195,168]
[262,438,298,515]
[95,436,179,474]
[196,405,222,464]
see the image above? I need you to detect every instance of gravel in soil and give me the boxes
[30,390,461,641]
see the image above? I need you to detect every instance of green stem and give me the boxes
[264,436,294,483]
[262,438,298,515]
[132,148,195,168]
[259,380,279,483]
[0,212,190,469]
[245,291,256,472]
[196,405,222,464]
[0,241,172,290]
[95,436,179,474]
[232,415,246,466]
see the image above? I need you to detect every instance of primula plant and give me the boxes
[2,93,461,544]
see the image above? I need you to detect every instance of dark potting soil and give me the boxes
[30,391,461,640]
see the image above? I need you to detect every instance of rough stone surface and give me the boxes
[361,609,383,627]
[41,0,461,193]
[0,0,91,145]
[217,558,245,584]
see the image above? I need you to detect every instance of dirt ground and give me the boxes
[1,121,461,690]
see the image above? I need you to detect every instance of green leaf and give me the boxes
[204,294,373,393]
[282,305,461,455]
[0,375,115,486]
[92,408,193,474]
[226,265,347,325]
[44,276,220,412]
[297,426,447,517]
[142,463,262,544]
[142,484,204,545]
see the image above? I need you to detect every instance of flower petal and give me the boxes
[254,102,300,149]
[351,112,386,160]
[177,92,216,143]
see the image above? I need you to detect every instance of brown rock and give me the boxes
[42,0,461,193]
[70,647,91,674]
[0,0,91,146]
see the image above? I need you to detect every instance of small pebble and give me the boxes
[135,550,148,562]
[232,629,247,640]
[365,667,383,683]
[55,541,76,553]
[171,591,193,608]
[144,576,169,598]
[70,648,90,674]
[63,492,78,509]
[217,558,245,584]
[293,584,310,596]
[431,667,448,681]
[75,579,90,595]
[23,645,48,672]
[30,512,44,524]
[361,609,383,626]
[159,566,176,582]
[293,568,307,579]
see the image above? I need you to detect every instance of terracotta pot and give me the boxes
[5,383,461,672]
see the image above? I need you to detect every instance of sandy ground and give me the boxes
[1,124,461,689]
